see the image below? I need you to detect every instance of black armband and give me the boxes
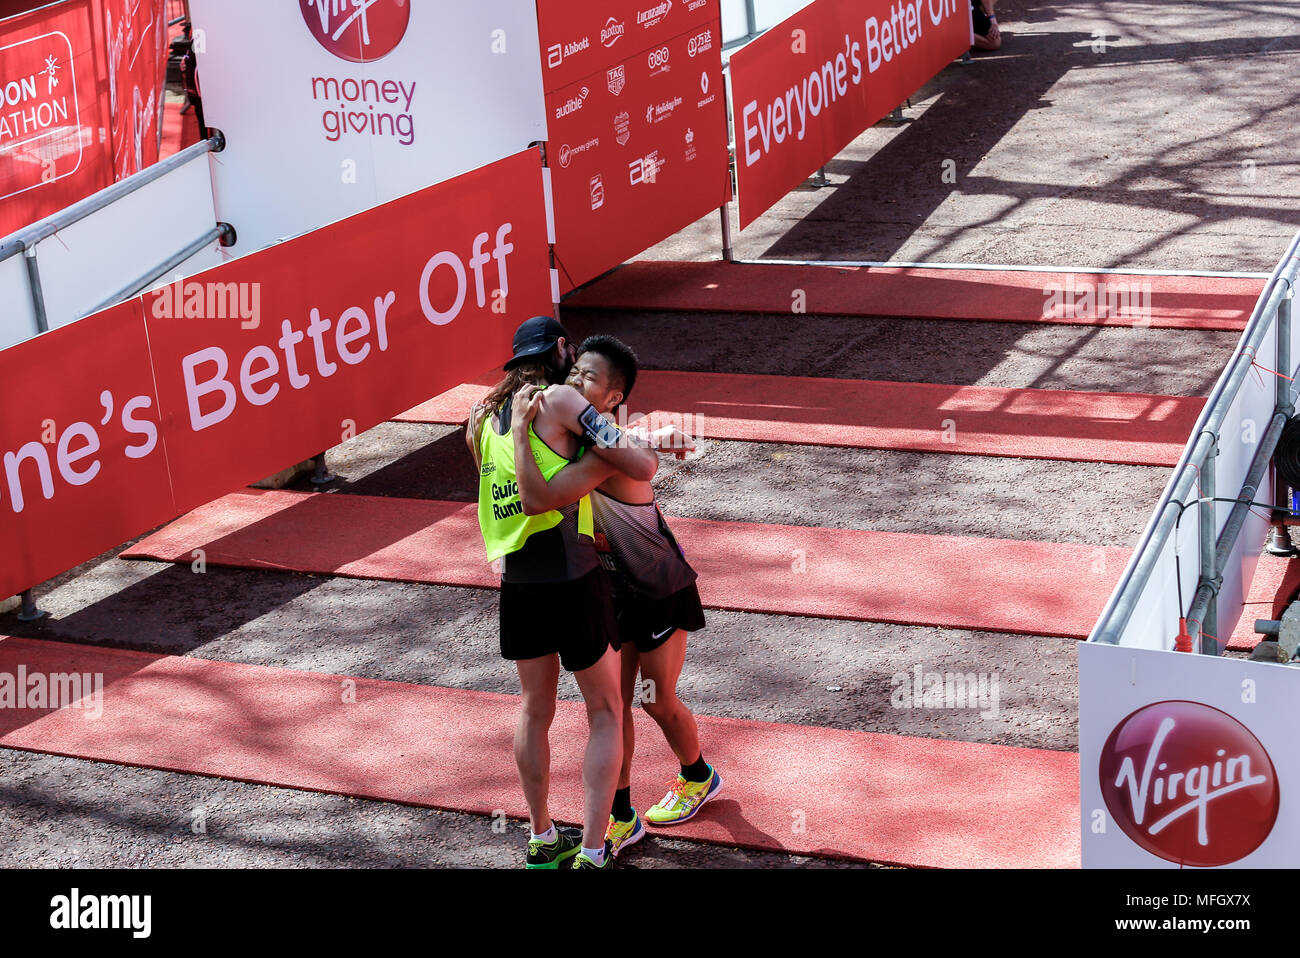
[579,404,622,448]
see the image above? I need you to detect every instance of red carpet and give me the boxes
[398,371,1202,467]
[563,261,1261,331]
[1226,553,1300,652]
[160,94,202,160]
[0,636,1080,868]
[123,489,1128,638]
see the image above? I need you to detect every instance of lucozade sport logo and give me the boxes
[1099,701,1279,866]
[300,0,411,63]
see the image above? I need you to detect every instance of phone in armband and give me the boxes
[579,405,622,448]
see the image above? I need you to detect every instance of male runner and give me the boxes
[511,336,721,861]
[468,317,659,870]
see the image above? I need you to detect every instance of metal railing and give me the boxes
[0,133,226,336]
[1089,229,1300,650]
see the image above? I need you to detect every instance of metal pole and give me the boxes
[17,589,46,622]
[1197,438,1218,653]
[23,246,49,334]
[744,0,757,38]
[310,451,335,486]
[1268,293,1295,555]
[720,205,735,263]
[1187,411,1290,653]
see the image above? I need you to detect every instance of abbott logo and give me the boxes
[1099,701,1279,866]
[300,0,410,63]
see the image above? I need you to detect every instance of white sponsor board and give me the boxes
[189,0,548,256]
[1081,643,1299,867]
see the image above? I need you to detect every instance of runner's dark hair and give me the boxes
[578,335,638,402]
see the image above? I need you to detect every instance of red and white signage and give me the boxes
[1080,643,1298,868]
[729,0,971,228]
[0,299,174,601]
[0,0,114,237]
[0,148,553,596]
[189,0,547,256]
[298,0,412,63]
[1099,700,1279,867]
[540,0,730,292]
[144,147,553,512]
[537,0,721,94]
[104,0,170,180]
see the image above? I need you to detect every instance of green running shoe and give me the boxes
[571,839,615,870]
[525,826,583,869]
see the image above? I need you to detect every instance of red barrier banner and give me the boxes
[730,0,971,229]
[0,299,174,600]
[104,0,169,179]
[143,148,553,513]
[0,0,115,237]
[544,6,729,292]
[537,0,719,94]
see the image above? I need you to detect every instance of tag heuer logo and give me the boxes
[607,65,626,96]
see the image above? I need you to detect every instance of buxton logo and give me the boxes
[601,17,626,48]
[300,0,411,64]
[1099,701,1279,867]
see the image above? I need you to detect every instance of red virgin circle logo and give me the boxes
[1099,701,1279,866]
[300,0,411,63]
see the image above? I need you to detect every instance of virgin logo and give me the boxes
[300,0,411,63]
[1099,701,1279,866]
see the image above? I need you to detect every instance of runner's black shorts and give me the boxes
[971,1,993,37]
[613,582,706,654]
[499,567,617,673]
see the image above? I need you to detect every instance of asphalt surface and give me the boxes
[4,0,1300,869]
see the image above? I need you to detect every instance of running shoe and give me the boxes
[525,826,583,869]
[606,811,645,858]
[645,765,723,826]
[571,839,615,869]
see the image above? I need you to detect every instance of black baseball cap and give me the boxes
[504,316,570,370]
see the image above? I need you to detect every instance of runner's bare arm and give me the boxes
[539,384,658,481]
[511,387,619,514]
[465,403,488,473]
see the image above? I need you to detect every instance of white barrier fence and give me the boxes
[1082,231,1300,867]
[0,138,225,350]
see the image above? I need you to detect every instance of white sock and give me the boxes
[581,843,607,866]
[531,824,557,843]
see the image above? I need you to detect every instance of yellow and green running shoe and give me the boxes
[645,765,723,826]
[605,811,645,858]
[525,826,582,869]
[571,839,615,870]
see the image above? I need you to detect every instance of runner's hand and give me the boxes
[629,423,696,459]
[511,385,544,439]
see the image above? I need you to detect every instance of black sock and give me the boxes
[611,787,634,822]
[681,754,711,783]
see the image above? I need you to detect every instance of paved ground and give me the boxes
[651,0,1300,269]
[5,0,1300,868]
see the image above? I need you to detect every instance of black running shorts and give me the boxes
[613,582,707,655]
[972,1,993,38]
[499,568,618,673]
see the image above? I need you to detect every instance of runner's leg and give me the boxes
[514,654,560,834]
[618,644,640,791]
[573,645,624,850]
[638,630,701,765]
